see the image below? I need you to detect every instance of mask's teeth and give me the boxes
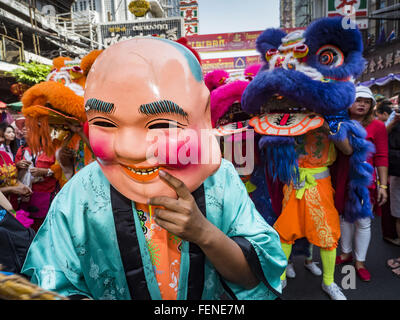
[128,166,159,175]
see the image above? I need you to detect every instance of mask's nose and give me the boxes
[265,49,285,69]
[265,44,309,70]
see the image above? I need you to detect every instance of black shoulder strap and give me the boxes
[110,185,151,300]
[187,184,206,300]
[110,184,207,300]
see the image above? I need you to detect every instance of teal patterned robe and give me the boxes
[21,159,286,300]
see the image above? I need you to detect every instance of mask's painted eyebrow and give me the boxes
[85,98,115,114]
[139,100,188,119]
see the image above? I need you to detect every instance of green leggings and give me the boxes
[280,242,336,286]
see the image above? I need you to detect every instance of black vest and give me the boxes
[389,122,400,177]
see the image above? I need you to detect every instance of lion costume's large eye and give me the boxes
[316,45,344,67]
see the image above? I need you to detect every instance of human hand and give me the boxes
[393,112,400,123]
[58,147,75,168]
[30,167,48,177]
[65,121,84,135]
[377,187,388,206]
[13,184,32,196]
[148,170,210,245]
[321,121,331,134]
[16,160,32,170]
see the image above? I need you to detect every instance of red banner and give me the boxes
[201,56,261,73]
[188,28,306,53]
[187,31,263,53]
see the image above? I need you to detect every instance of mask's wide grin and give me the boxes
[121,164,161,182]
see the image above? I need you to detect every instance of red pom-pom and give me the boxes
[176,37,202,65]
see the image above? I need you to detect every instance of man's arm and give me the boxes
[386,112,400,134]
[148,170,260,289]
[322,121,353,155]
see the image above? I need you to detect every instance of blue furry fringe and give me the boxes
[258,136,299,185]
[249,163,278,226]
[330,120,375,222]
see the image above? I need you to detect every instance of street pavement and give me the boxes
[282,215,400,300]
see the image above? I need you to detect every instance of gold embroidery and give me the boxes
[304,186,335,249]
[282,184,293,210]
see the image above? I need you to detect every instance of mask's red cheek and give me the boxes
[89,133,115,162]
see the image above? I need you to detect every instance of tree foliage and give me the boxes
[7,62,52,85]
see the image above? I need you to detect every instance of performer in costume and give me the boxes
[209,65,321,277]
[21,51,101,188]
[21,37,286,300]
[241,17,374,300]
[207,65,276,226]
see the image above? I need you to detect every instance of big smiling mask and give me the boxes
[84,37,222,203]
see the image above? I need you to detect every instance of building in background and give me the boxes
[1,0,185,103]
[280,0,312,29]
[93,0,184,47]
[71,0,180,23]
[280,0,295,29]
[358,0,400,98]
[0,0,100,103]
[188,31,263,79]
[180,0,199,36]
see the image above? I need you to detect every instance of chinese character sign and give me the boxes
[327,0,368,17]
[100,18,183,47]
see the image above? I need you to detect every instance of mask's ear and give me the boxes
[256,28,287,64]
[304,17,365,80]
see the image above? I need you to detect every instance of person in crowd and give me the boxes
[13,117,26,148]
[0,148,32,210]
[336,86,388,282]
[374,100,399,245]
[0,123,18,161]
[387,256,400,277]
[385,93,400,249]
[386,92,400,132]
[15,127,58,232]
[285,243,322,280]
[375,100,393,123]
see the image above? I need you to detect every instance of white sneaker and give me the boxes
[304,261,322,276]
[286,262,296,278]
[321,282,347,300]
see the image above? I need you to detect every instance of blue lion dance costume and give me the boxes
[240,17,374,299]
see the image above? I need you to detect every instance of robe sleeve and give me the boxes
[21,184,92,299]
[219,161,287,300]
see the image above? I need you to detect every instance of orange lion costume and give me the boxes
[21,50,102,187]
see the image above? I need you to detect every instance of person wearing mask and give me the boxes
[336,86,389,282]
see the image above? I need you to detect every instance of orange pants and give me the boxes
[273,176,340,250]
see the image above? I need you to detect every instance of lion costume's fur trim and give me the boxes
[80,50,103,76]
[22,81,85,120]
